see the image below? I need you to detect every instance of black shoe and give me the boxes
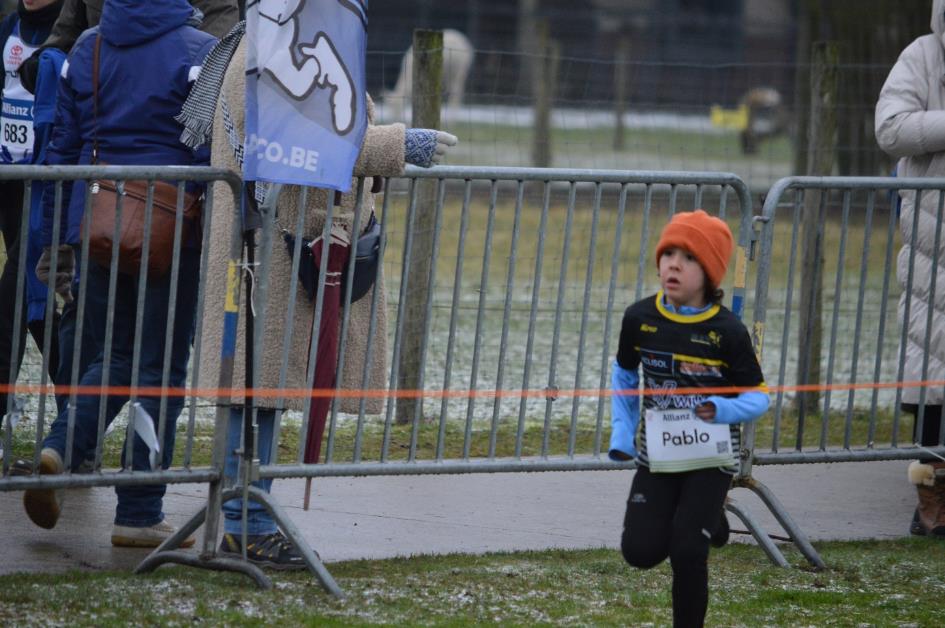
[910,508,927,536]
[710,510,730,548]
[219,531,307,570]
[9,459,34,476]
[75,458,97,474]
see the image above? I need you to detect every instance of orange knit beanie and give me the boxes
[654,209,734,288]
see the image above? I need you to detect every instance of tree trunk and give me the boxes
[807,0,929,175]
[613,38,630,151]
[532,20,559,168]
[796,41,838,437]
[517,0,539,99]
[396,29,442,425]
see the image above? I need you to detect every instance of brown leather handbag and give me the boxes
[81,34,201,278]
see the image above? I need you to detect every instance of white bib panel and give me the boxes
[1,25,38,163]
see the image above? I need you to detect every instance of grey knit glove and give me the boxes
[404,129,458,167]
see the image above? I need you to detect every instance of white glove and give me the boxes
[430,131,458,165]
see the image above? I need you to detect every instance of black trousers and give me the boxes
[1,180,61,420]
[902,404,944,463]
[621,465,732,628]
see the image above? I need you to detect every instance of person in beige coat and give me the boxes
[200,44,402,418]
[875,0,945,538]
[197,36,457,568]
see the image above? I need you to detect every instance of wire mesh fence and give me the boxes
[1,166,753,478]
[369,46,896,196]
[749,177,945,464]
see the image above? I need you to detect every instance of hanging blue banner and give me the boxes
[244,0,368,192]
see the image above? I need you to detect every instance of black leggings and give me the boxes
[0,180,60,419]
[621,465,732,628]
[902,404,944,463]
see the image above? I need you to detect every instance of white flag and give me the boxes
[132,402,161,470]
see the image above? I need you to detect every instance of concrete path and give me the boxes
[0,460,916,575]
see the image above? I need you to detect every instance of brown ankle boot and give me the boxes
[909,461,945,537]
[23,448,64,529]
[933,463,945,537]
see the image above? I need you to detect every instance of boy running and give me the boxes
[610,209,768,627]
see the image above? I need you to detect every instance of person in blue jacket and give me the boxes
[23,0,215,550]
[0,0,63,437]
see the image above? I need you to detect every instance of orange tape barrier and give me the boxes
[0,379,939,402]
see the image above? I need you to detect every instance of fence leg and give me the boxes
[134,498,272,590]
[725,498,789,568]
[136,552,272,589]
[134,485,344,598]
[246,485,345,599]
[738,478,826,570]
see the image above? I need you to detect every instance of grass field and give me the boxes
[2,540,943,626]
[1,404,919,470]
[422,115,795,191]
[376,180,899,304]
[0,175,903,321]
[2,180,939,627]
[1,173,913,465]
[377,185,905,419]
[443,118,795,163]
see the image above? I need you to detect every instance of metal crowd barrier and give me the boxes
[191,164,819,577]
[253,166,755,479]
[0,164,293,588]
[1,165,840,591]
[749,176,945,471]
[1,165,240,492]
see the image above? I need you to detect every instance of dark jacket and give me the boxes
[45,0,237,50]
[17,0,235,93]
[42,0,216,246]
[26,47,67,320]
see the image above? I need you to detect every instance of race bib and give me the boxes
[0,97,34,162]
[645,407,735,472]
[2,29,39,163]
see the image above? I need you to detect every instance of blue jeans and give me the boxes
[54,246,98,414]
[43,249,199,526]
[222,405,277,536]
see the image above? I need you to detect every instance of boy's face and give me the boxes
[658,246,707,309]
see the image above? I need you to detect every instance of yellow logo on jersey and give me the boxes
[691,330,723,347]
[708,331,722,347]
[640,324,658,333]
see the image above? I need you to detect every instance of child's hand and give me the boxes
[694,402,717,422]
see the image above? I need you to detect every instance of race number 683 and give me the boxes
[3,122,28,144]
